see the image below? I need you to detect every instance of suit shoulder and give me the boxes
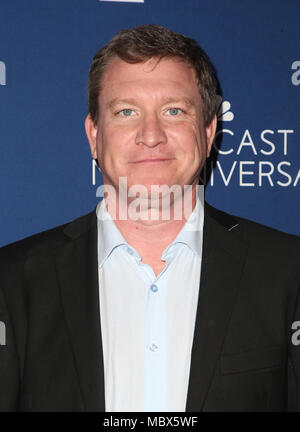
[205,201,300,253]
[0,209,96,264]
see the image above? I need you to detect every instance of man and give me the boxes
[0,24,300,412]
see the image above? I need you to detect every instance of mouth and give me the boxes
[130,158,174,164]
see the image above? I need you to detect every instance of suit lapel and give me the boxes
[55,202,247,412]
[185,202,248,411]
[56,209,105,412]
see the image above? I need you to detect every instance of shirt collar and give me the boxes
[161,186,204,260]
[96,199,128,268]
[96,185,204,266]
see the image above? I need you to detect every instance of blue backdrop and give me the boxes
[0,0,299,246]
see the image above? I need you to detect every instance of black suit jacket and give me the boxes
[0,201,300,412]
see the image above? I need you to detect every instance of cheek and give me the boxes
[175,148,185,161]
[171,124,202,162]
[100,127,129,164]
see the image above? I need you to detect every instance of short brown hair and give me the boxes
[88,24,218,126]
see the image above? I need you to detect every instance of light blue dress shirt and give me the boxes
[97,189,204,412]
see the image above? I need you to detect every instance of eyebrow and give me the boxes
[106,96,195,110]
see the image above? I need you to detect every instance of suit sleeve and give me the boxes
[0,285,19,410]
[0,250,21,411]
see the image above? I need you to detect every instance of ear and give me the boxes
[85,113,98,159]
[205,114,217,158]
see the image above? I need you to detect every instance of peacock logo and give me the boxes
[216,97,234,122]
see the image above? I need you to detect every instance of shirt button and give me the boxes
[150,284,158,292]
[149,343,158,352]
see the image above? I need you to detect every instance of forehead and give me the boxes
[99,56,199,100]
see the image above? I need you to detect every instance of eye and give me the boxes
[166,108,184,116]
[118,109,135,117]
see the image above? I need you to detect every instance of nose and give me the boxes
[135,112,167,148]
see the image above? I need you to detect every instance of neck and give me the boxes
[104,184,199,270]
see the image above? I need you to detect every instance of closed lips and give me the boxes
[130,158,174,163]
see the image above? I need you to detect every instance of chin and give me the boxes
[128,178,174,190]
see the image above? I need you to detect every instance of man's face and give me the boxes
[85,56,216,194]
